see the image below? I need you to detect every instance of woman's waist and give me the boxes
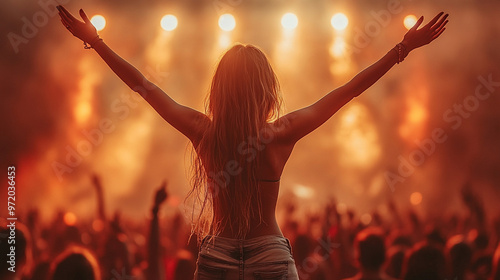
[217,216,282,239]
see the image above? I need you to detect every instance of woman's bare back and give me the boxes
[218,123,295,238]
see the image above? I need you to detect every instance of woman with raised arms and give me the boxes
[57,6,448,279]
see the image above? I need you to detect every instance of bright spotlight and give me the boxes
[74,101,91,124]
[219,14,236,31]
[281,13,298,30]
[90,15,106,31]
[64,212,77,226]
[410,192,423,206]
[292,184,315,199]
[360,213,372,225]
[218,33,231,48]
[404,14,418,30]
[160,14,178,31]
[331,13,348,31]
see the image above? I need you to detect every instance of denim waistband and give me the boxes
[202,235,291,248]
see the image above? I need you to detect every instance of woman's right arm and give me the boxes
[57,6,209,143]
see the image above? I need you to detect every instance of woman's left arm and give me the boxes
[274,12,448,144]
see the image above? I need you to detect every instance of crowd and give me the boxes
[1,176,499,280]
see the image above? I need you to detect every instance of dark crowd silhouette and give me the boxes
[1,175,500,280]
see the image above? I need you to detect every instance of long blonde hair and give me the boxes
[188,44,282,240]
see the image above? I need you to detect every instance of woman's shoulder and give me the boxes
[262,119,293,143]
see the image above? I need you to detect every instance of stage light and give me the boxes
[331,13,348,31]
[92,219,104,232]
[293,184,314,199]
[410,192,423,205]
[336,203,347,215]
[134,234,146,246]
[74,101,91,124]
[160,14,178,31]
[335,104,381,169]
[218,33,231,48]
[408,102,426,124]
[90,15,106,31]
[281,13,298,30]
[360,213,372,225]
[330,37,346,57]
[219,14,235,31]
[399,96,427,140]
[81,232,91,245]
[64,212,77,226]
[404,15,418,30]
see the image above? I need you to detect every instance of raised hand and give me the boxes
[91,173,102,190]
[153,181,169,209]
[57,5,98,44]
[402,12,449,52]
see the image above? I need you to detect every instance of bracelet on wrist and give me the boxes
[394,43,408,64]
[84,35,103,49]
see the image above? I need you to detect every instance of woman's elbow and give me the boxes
[131,79,155,96]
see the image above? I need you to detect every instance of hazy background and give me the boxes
[1,0,499,225]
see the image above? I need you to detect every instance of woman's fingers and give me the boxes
[411,16,424,31]
[425,12,444,29]
[56,6,71,21]
[429,15,448,42]
[60,18,68,27]
[432,14,449,31]
[60,16,71,30]
[431,28,446,41]
[430,19,447,41]
[436,20,448,34]
[57,6,79,30]
[60,18,69,29]
[60,19,74,35]
[434,18,449,33]
[58,5,79,23]
[58,10,73,25]
[79,9,91,24]
[56,6,69,21]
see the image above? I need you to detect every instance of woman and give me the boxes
[57,6,448,279]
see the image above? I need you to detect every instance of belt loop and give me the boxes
[202,235,208,246]
[201,235,211,253]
